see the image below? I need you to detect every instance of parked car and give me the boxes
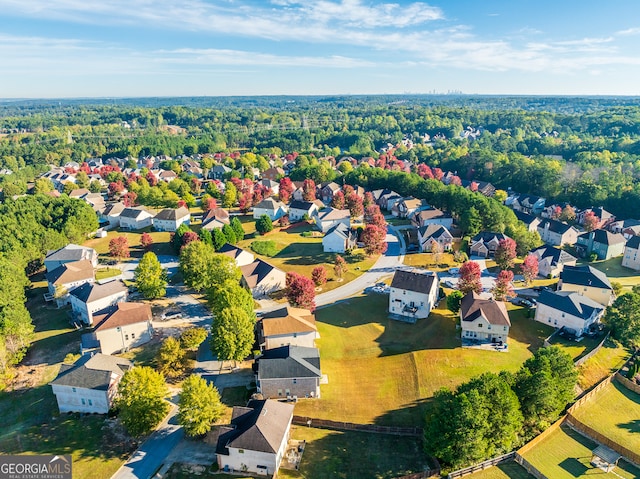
[161,310,183,320]
[513,297,533,307]
[448,267,460,275]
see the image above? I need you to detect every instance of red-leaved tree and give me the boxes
[203,196,217,212]
[495,238,517,270]
[311,266,327,287]
[279,177,294,203]
[346,193,364,217]
[492,270,515,301]
[363,191,375,208]
[285,272,316,310]
[181,231,200,249]
[334,255,348,280]
[109,236,130,261]
[122,191,138,207]
[521,254,539,284]
[140,232,154,251]
[302,179,316,201]
[361,224,388,256]
[583,211,599,232]
[331,191,345,209]
[458,260,482,294]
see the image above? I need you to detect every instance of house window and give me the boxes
[125,334,129,341]
[293,333,297,338]
[293,379,297,384]
[478,323,483,328]
[131,333,135,339]
[488,325,491,330]
[88,399,93,406]
[285,389,290,395]
[238,449,244,454]
[72,387,77,393]
[420,302,424,306]
[81,398,86,405]
[278,389,283,396]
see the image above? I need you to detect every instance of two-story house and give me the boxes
[460,292,510,346]
[83,302,154,355]
[536,218,579,247]
[410,208,454,230]
[558,265,614,307]
[252,198,288,221]
[391,197,424,218]
[44,244,98,272]
[319,182,341,204]
[69,280,129,326]
[288,200,319,222]
[622,236,640,271]
[469,232,510,258]
[255,345,322,399]
[322,223,357,254]
[201,207,231,231]
[257,306,319,351]
[218,243,255,267]
[388,268,439,323]
[534,290,604,337]
[46,260,95,306]
[576,229,626,260]
[418,224,453,253]
[240,259,287,298]
[315,207,351,233]
[153,206,191,232]
[529,245,577,278]
[119,207,154,230]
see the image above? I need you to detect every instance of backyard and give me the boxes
[83,227,174,259]
[294,294,556,427]
[586,256,640,292]
[467,462,533,479]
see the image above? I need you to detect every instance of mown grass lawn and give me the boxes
[523,424,640,479]
[280,425,432,479]
[468,462,534,479]
[575,340,630,391]
[585,256,640,292]
[570,381,640,453]
[402,252,458,271]
[294,294,554,427]
[84,227,174,259]
[95,267,123,281]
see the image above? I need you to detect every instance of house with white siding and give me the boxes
[288,200,319,222]
[46,260,95,307]
[252,198,288,221]
[50,354,133,414]
[240,259,287,298]
[257,306,319,351]
[218,243,255,267]
[388,268,439,323]
[460,292,510,346]
[529,245,577,278]
[622,236,640,271]
[216,399,294,477]
[100,202,126,228]
[418,224,453,253]
[534,290,604,337]
[315,207,350,233]
[119,207,154,230]
[322,223,357,253]
[153,206,191,232]
[201,207,230,231]
[69,280,129,326]
[44,244,98,272]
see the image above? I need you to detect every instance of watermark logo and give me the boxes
[0,455,72,479]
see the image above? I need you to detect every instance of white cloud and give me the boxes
[616,27,640,36]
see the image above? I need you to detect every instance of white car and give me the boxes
[161,310,183,320]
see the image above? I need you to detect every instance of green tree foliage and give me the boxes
[446,290,464,313]
[199,228,213,246]
[212,228,227,251]
[210,306,255,364]
[115,366,169,437]
[230,216,245,241]
[207,280,254,319]
[157,336,188,379]
[34,178,54,194]
[604,292,640,348]
[179,241,241,292]
[178,374,225,436]
[222,181,237,208]
[171,223,191,253]
[222,224,237,244]
[180,327,208,351]
[255,214,274,235]
[134,252,167,299]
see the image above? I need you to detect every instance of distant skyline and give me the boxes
[2,0,640,98]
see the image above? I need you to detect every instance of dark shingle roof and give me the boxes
[390,268,438,294]
[69,280,128,303]
[257,345,321,380]
[538,218,575,234]
[578,229,626,246]
[120,207,151,219]
[460,291,511,326]
[45,244,96,263]
[50,354,132,390]
[530,245,577,266]
[626,236,640,250]
[471,232,509,244]
[240,259,281,289]
[154,206,190,221]
[289,200,315,211]
[325,222,355,241]
[560,265,612,290]
[419,224,452,240]
[537,290,604,320]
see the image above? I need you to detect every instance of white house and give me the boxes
[216,399,294,477]
[529,245,578,278]
[622,236,640,271]
[257,306,319,351]
[460,292,510,345]
[44,244,98,272]
[288,200,319,222]
[256,345,322,399]
[534,291,604,337]
[536,219,580,247]
[153,206,191,232]
[315,207,351,233]
[410,208,454,229]
[119,207,154,230]
[85,302,154,355]
[100,202,126,228]
[558,265,614,307]
[322,223,357,254]
[240,259,287,298]
[388,268,439,323]
[69,280,129,326]
[46,260,95,306]
[252,198,288,221]
[218,243,255,267]
[418,224,454,253]
[50,354,133,414]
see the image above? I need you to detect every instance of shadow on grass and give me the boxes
[25,330,82,365]
[617,418,640,435]
[508,309,554,355]
[373,397,433,429]
[558,458,589,477]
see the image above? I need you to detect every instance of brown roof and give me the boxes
[240,259,280,289]
[259,306,317,337]
[93,302,152,332]
[413,208,450,221]
[69,188,90,198]
[460,292,511,327]
[202,207,230,226]
[317,208,350,221]
[46,260,95,285]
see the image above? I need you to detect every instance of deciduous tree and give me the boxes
[521,254,539,284]
[180,242,241,292]
[334,255,348,279]
[331,191,345,209]
[495,238,517,270]
[311,266,327,287]
[583,210,599,232]
[140,232,154,251]
[492,270,515,301]
[302,179,316,201]
[285,272,316,310]
[178,374,225,437]
[446,290,464,313]
[256,214,274,235]
[458,261,482,294]
[210,306,255,365]
[109,236,130,262]
[604,292,640,348]
[361,224,387,256]
[157,337,188,378]
[278,177,294,203]
[134,252,167,299]
[180,327,208,351]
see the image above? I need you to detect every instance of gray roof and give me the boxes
[325,222,356,241]
[102,202,126,217]
[419,224,452,240]
[45,244,96,262]
[289,200,315,211]
[626,235,640,250]
[578,229,626,246]
[460,291,511,326]
[216,399,294,455]
[537,290,604,320]
[50,354,132,390]
[257,345,321,380]
[69,280,128,303]
[254,198,286,210]
[560,265,612,290]
[538,218,575,235]
[154,206,190,221]
[120,207,151,219]
[240,259,281,289]
[471,232,509,244]
[390,268,438,294]
[530,245,577,266]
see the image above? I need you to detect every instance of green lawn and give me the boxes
[586,257,640,292]
[468,462,534,479]
[548,334,605,363]
[571,381,640,454]
[294,295,554,427]
[402,252,458,271]
[576,340,630,391]
[282,425,432,479]
[95,267,123,281]
[523,424,640,479]
[84,228,174,259]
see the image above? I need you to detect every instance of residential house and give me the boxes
[577,207,615,229]
[608,218,640,238]
[68,188,91,199]
[536,218,580,247]
[288,200,319,222]
[475,181,496,197]
[218,243,255,267]
[46,260,95,306]
[377,191,403,211]
[529,245,577,278]
[215,399,294,477]
[622,236,640,271]
[460,292,510,345]
[153,206,191,232]
[210,164,231,180]
[257,306,319,351]
[50,354,133,414]
[558,265,614,307]
[262,167,285,181]
[44,244,98,272]
[388,268,439,322]
[534,291,604,337]
[319,181,341,204]
[511,194,546,215]
[81,192,106,212]
[391,197,424,218]
[315,207,351,233]
[69,280,129,326]
[260,179,279,196]
[241,259,287,298]
[322,223,357,253]
[291,181,305,202]
[576,229,626,260]
[201,207,231,231]
[252,198,288,221]
[470,232,510,258]
[119,207,154,230]
[255,345,322,399]
[418,224,453,253]
[100,202,126,228]
[514,210,542,233]
[410,208,454,230]
[83,302,154,355]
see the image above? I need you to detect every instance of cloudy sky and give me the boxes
[2,0,640,98]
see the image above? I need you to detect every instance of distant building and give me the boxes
[622,236,640,271]
[558,265,614,307]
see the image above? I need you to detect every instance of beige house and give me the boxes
[201,207,231,230]
[257,306,319,351]
[536,219,579,247]
[315,207,351,233]
[46,260,95,307]
[391,197,423,218]
[534,291,604,337]
[50,354,133,414]
[44,244,99,272]
[389,268,439,323]
[218,243,255,267]
[240,259,287,298]
[410,208,454,229]
[558,265,614,307]
[100,202,126,228]
[418,225,453,253]
[216,399,294,477]
[622,236,640,271]
[153,206,191,232]
[460,292,510,346]
[256,345,322,399]
[69,280,129,326]
[85,302,154,355]
[529,245,577,278]
[470,232,510,258]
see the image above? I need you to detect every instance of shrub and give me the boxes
[589,252,598,262]
[250,240,280,257]
[301,231,313,237]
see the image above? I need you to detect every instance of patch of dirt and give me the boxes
[102,418,138,455]
[9,364,56,391]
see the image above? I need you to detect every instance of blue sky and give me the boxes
[2,0,640,98]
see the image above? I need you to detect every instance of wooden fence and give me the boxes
[574,332,610,366]
[513,454,548,479]
[568,375,614,411]
[292,416,423,437]
[447,452,515,478]
[615,371,640,394]
[395,468,440,479]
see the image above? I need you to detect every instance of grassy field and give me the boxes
[586,257,640,292]
[571,381,640,453]
[468,462,533,479]
[294,294,554,426]
[237,222,378,293]
[523,424,640,479]
[95,267,123,281]
[281,425,432,479]
[84,228,174,259]
[576,340,630,391]
[402,252,458,271]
